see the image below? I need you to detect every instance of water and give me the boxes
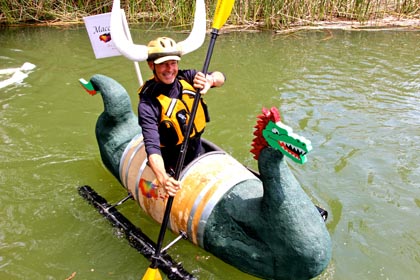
[1,25,419,279]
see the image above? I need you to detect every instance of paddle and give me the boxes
[142,1,235,279]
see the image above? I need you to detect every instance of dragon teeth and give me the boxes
[280,142,304,158]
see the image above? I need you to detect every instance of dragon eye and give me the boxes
[271,128,280,135]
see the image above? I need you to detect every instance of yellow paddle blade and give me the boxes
[142,267,162,280]
[212,0,235,30]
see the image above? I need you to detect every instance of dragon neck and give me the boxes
[258,147,301,209]
[91,74,134,119]
[91,74,141,180]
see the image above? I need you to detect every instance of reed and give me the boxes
[0,0,418,28]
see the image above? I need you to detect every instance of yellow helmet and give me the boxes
[147,37,182,64]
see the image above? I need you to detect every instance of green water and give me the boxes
[1,25,419,280]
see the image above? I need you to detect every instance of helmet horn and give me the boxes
[177,0,206,55]
[110,0,206,62]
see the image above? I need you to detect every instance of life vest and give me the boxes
[156,79,209,147]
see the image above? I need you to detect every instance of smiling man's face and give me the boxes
[149,60,179,84]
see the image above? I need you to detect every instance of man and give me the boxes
[138,37,225,197]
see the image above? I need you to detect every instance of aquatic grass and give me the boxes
[394,0,420,15]
[0,0,418,28]
[237,0,419,28]
[0,0,109,24]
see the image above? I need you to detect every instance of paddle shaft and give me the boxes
[150,29,221,269]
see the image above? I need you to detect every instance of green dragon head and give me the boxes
[262,120,312,164]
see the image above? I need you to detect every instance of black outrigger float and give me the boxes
[78,185,195,279]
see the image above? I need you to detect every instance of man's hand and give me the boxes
[193,72,212,94]
[161,175,181,197]
[148,154,182,197]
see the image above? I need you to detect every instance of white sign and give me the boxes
[82,11,144,86]
[83,12,122,59]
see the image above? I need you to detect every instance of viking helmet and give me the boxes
[110,0,206,62]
